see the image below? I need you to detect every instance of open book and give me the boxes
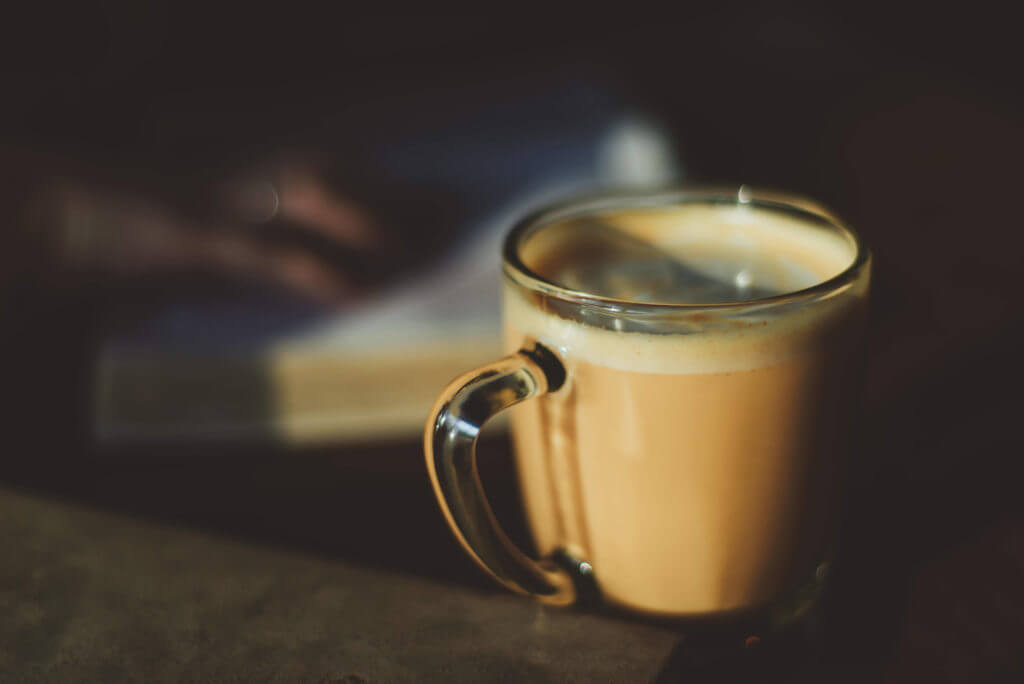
[95,115,680,444]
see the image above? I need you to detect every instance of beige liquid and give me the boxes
[504,204,867,617]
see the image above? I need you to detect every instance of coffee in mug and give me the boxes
[426,188,869,626]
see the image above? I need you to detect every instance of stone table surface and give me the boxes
[2,482,686,683]
[7,435,768,684]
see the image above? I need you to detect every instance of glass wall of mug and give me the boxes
[426,187,870,630]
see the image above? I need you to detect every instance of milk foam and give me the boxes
[600,204,855,289]
[506,204,864,375]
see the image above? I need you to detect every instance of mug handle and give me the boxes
[424,343,576,605]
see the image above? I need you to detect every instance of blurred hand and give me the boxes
[7,150,382,305]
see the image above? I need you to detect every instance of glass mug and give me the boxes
[425,188,870,628]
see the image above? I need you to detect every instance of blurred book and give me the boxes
[94,92,681,445]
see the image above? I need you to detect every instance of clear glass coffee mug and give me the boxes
[424,188,870,631]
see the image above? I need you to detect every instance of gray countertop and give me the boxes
[1,482,684,683]
[5,428,873,684]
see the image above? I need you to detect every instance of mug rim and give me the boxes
[501,186,871,313]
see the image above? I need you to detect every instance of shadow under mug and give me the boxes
[424,187,870,632]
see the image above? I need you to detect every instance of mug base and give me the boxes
[553,549,830,650]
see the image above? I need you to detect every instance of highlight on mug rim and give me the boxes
[501,186,871,314]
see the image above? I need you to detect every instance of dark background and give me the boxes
[1,3,1022,681]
